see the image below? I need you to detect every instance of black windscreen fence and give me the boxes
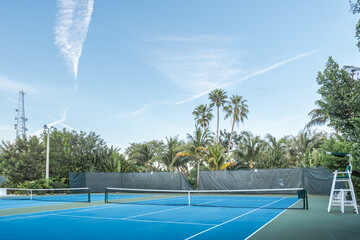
[69,172,193,192]
[69,167,338,195]
[199,167,338,195]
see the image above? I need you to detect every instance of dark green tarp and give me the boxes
[69,172,193,192]
[70,167,337,195]
[199,167,337,195]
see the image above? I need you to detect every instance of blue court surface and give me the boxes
[0,196,300,240]
[0,194,105,210]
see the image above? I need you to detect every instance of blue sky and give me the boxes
[0,0,359,150]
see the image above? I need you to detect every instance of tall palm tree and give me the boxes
[192,104,213,129]
[209,89,227,143]
[177,126,212,189]
[224,95,249,152]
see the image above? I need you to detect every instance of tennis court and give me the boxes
[0,187,306,240]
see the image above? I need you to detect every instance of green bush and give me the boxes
[4,177,67,189]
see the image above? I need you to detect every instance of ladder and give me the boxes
[327,152,358,214]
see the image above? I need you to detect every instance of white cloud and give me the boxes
[176,49,319,104]
[145,34,243,96]
[54,0,94,81]
[145,34,318,105]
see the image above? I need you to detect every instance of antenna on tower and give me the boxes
[14,90,28,138]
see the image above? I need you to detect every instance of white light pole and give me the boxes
[45,125,53,181]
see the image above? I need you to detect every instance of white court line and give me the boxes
[185,197,287,240]
[244,199,301,240]
[0,204,125,221]
[53,213,215,226]
[122,206,187,219]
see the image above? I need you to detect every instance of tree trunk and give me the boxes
[216,106,220,143]
[197,153,200,190]
[228,109,236,152]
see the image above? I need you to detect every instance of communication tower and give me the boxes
[14,90,28,138]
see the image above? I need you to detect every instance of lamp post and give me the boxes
[45,125,53,182]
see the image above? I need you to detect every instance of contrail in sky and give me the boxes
[176,49,318,105]
[54,0,94,86]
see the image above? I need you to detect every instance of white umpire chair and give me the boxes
[327,152,358,214]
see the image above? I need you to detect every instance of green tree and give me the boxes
[259,134,288,169]
[291,130,325,167]
[316,57,360,141]
[204,143,234,170]
[232,131,264,169]
[350,0,360,50]
[209,89,227,143]
[103,149,134,172]
[192,104,214,129]
[305,108,329,129]
[160,136,186,172]
[47,129,110,177]
[178,126,212,189]
[320,134,354,171]
[224,95,249,152]
[0,136,45,184]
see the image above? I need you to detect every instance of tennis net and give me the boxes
[0,187,91,203]
[105,187,308,210]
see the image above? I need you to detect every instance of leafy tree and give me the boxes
[0,136,45,184]
[350,0,360,50]
[209,89,227,143]
[46,129,110,178]
[316,57,360,141]
[224,95,249,152]
[320,134,354,171]
[192,104,214,130]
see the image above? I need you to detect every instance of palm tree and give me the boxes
[177,126,212,189]
[205,143,235,170]
[232,131,264,169]
[209,89,227,143]
[291,130,325,167]
[260,134,288,169]
[104,151,134,172]
[160,136,186,171]
[305,107,329,129]
[192,104,213,129]
[224,95,249,152]
[129,144,157,172]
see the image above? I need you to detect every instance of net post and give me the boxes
[105,187,108,203]
[305,188,308,210]
[88,187,91,203]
